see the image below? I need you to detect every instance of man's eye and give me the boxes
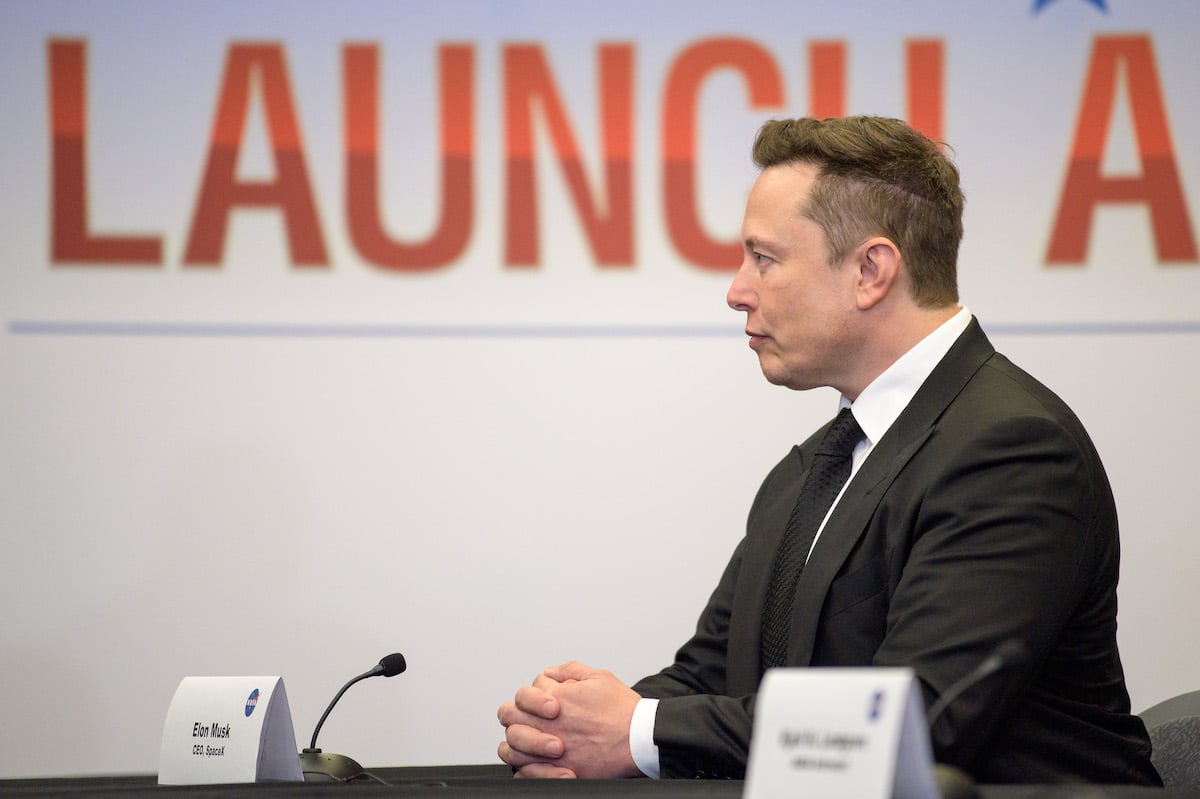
[755,252,773,267]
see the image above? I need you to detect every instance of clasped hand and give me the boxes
[496,660,642,779]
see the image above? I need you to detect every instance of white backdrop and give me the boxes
[2,0,1199,779]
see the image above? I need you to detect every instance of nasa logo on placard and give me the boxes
[867,689,885,722]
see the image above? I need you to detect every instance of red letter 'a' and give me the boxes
[48,39,162,265]
[184,44,327,266]
[1047,35,1197,264]
[663,38,783,270]
[504,44,634,267]
[344,44,474,270]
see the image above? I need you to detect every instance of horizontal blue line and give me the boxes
[6,320,736,338]
[984,320,1200,336]
[7,319,1200,339]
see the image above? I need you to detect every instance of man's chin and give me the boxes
[758,362,793,388]
[758,360,813,392]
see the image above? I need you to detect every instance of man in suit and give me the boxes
[496,116,1160,785]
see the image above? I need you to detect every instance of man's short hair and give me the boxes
[753,116,964,307]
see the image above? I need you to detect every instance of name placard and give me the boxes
[158,676,302,784]
[744,668,937,799]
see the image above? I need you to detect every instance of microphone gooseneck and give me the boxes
[299,652,407,782]
[926,639,1027,743]
[926,640,1029,799]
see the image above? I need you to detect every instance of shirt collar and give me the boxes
[841,306,973,447]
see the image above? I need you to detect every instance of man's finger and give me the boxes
[498,740,552,769]
[504,723,565,759]
[514,684,560,719]
[544,660,599,682]
[514,763,577,779]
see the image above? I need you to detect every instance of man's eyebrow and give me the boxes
[744,235,782,252]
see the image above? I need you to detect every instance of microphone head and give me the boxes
[379,653,407,677]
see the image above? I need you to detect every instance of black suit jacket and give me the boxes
[633,320,1159,785]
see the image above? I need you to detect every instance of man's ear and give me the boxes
[856,237,901,310]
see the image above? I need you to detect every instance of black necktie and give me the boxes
[761,407,865,671]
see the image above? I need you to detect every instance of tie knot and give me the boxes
[816,407,864,457]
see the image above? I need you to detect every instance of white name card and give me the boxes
[744,668,938,799]
[158,676,303,785]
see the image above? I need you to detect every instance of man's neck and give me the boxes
[842,304,962,402]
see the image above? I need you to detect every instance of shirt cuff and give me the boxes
[629,697,661,779]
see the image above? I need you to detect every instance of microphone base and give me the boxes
[299,748,366,782]
[933,763,980,799]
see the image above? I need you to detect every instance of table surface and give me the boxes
[2,764,1195,798]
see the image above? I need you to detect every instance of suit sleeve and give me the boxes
[631,538,760,778]
[873,407,1120,771]
[630,447,809,779]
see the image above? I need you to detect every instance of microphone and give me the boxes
[298,652,407,782]
[926,639,1027,744]
[925,640,1028,799]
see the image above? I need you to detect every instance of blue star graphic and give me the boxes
[1033,0,1108,12]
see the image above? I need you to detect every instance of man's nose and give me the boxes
[727,259,755,312]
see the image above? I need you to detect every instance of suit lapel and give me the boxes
[727,443,806,691]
